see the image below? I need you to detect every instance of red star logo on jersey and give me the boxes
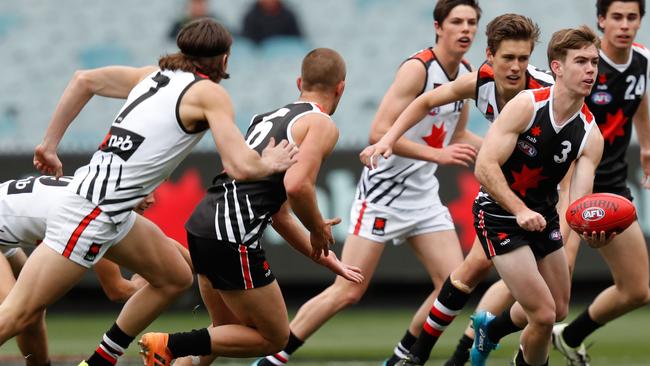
[530,125,542,137]
[423,123,446,148]
[598,73,607,84]
[497,232,508,241]
[600,108,627,144]
[510,165,547,197]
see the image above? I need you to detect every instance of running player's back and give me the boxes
[69,70,208,224]
[187,101,328,248]
[0,176,71,246]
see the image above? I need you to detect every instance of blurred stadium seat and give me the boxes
[0,0,648,152]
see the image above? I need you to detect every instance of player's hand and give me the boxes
[261,137,299,174]
[581,230,615,248]
[315,250,364,283]
[34,143,63,178]
[359,140,393,169]
[515,208,546,232]
[435,143,477,167]
[309,217,341,260]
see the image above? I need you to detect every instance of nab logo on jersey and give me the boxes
[99,126,145,161]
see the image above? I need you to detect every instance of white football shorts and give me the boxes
[348,199,455,245]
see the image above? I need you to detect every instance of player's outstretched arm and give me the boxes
[632,92,650,188]
[569,126,610,247]
[283,113,338,260]
[34,66,157,177]
[193,81,298,180]
[475,93,545,232]
[361,72,477,163]
[450,101,483,149]
[271,203,363,283]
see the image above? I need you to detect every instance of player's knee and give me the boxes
[620,286,649,308]
[151,261,193,294]
[554,302,569,321]
[529,303,556,327]
[329,281,365,306]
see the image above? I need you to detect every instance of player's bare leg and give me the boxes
[0,252,50,366]
[290,235,385,339]
[174,275,237,366]
[102,215,193,334]
[84,215,193,366]
[0,244,87,344]
[487,247,570,365]
[407,230,464,332]
[557,221,649,354]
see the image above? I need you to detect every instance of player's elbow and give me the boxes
[285,179,310,199]
[72,70,97,93]
[224,161,258,181]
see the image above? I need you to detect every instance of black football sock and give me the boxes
[167,328,212,357]
[562,308,603,348]
[444,334,473,366]
[486,308,522,343]
[87,323,134,366]
[260,331,305,365]
[384,330,417,365]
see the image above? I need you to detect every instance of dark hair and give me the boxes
[596,0,645,31]
[300,48,346,92]
[158,18,232,82]
[547,25,601,70]
[486,14,540,55]
[433,0,482,24]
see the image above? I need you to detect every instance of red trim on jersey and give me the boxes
[423,322,443,337]
[581,103,594,123]
[63,207,102,258]
[196,71,210,79]
[96,347,117,365]
[527,77,542,90]
[431,305,455,323]
[239,245,254,289]
[632,42,647,50]
[353,201,367,235]
[478,63,494,79]
[532,87,551,102]
[313,103,325,113]
[274,353,289,363]
[413,48,436,63]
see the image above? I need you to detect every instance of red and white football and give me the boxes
[566,193,636,235]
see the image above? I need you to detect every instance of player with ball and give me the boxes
[467,26,607,366]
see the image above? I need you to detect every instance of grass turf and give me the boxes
[1,306,648,365]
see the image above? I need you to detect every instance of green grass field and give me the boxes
[1,306,649,365]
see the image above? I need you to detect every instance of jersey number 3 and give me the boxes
[554,140,572,164]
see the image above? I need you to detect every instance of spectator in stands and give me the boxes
[241,0,303,45]
[168,0,217,41]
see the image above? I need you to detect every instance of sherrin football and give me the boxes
[566,193,636,235]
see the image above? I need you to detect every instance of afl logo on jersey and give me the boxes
[99,126,145,161]
[591,92,612,105]
[517,140,537,157]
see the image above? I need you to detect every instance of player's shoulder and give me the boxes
[579,103,595,124]
[526,64,555,88]
[528,86,552,102]
[632,42,650,60]
[408,47,436,65]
